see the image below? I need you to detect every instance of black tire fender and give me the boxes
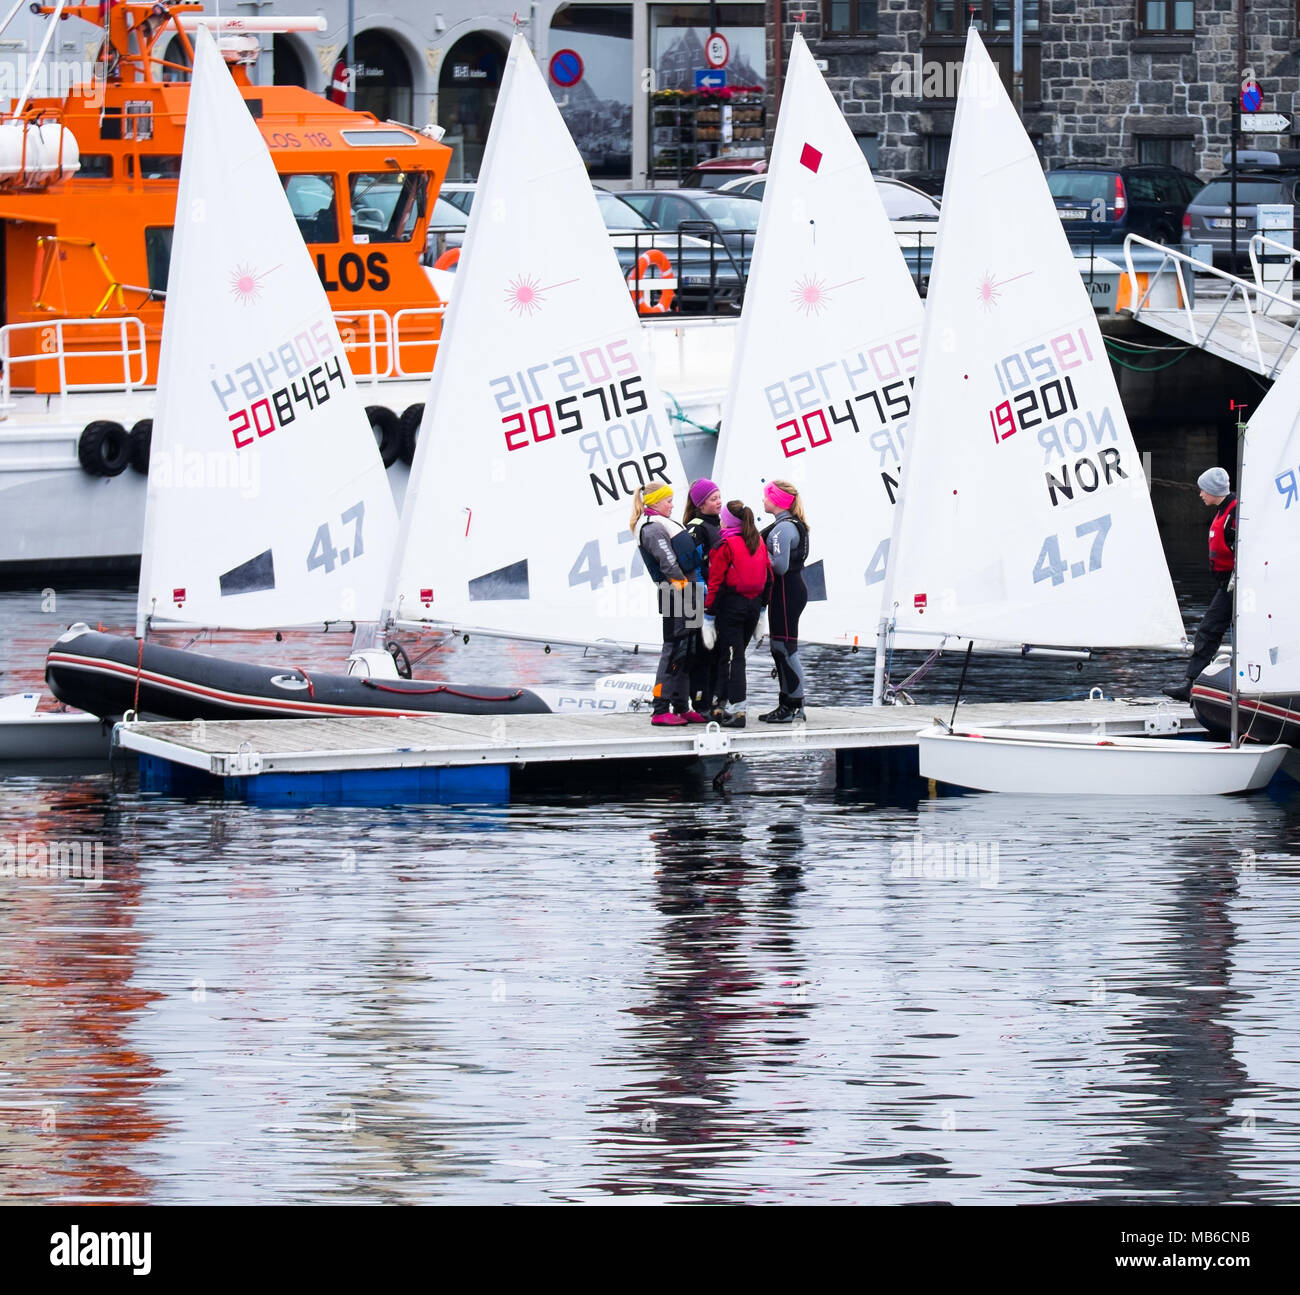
[128,418,152,475]
[398,403,424,465]
[77,421,131,477]
[367,405,402,468]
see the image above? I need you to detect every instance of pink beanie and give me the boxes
[689,478,719,507]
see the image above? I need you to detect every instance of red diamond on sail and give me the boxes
[172,587,185,606]
[914,593,927,613]
[420,587,434,607]
[800,143,823,173]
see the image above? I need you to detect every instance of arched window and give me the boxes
[354,31,414,126]
[437,33,507,180]
[272,35,308,88]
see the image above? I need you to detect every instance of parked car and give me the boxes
[897,169,946,198]
[618,188,761,278]
[716,174,941,294]
[682,156,767,188]
[596,189,747,312]
[424,182,744,312]
[1182,170,1300,269]
[1046,163,1201,248]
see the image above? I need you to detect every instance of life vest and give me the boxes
[762,513,809,574]
[1208,495,1237,573]
[686,514,720,578]
[636,512,699,582]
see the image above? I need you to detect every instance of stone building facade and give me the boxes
[787,1,1300,181]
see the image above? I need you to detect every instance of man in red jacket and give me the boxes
[1163,466,1235,702]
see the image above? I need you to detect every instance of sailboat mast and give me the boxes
[1229,399,1247,748]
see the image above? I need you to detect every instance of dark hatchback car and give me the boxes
[1046,164,1201,246]
[619,188,761,279]
[1182,171,1300,269]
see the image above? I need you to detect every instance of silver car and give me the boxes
[1181,172,1300,269]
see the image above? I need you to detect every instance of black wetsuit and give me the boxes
[762,513,809,705]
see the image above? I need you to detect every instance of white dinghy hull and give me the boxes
[917,726,1289,796]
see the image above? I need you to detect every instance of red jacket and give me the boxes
[1208,496,1236,573]
[706,533,772,609]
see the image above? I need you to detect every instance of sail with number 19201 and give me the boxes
[881,29,1183,653]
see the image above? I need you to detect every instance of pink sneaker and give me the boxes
[682,711,709,724]
[651,712,688,726]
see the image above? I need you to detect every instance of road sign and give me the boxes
[705,32,730,70]
[549,49,584,88]
[1241,80,1262,112]
[1241,112,1292,133]
[695,69,726,90]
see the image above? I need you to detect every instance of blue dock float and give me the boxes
[114,696,1194,806]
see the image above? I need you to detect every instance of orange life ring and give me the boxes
[627,248,676,314]
[433,247,460,271]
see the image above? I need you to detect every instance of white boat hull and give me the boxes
[917,725,1289,796]
[0,712,112,760]
[0,357,724,571]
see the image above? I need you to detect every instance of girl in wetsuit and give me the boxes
[631,484,707,726]
[703,501,772,728]
[760,480,810,723]
[682,478,722,714]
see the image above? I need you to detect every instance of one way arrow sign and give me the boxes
[1242,112,1292,133]
[694,69,727,89]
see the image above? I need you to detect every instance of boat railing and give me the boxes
[0,316,148,406]
[390,308,444,377]
[1121,233,1300,379]
[334,306,444,382]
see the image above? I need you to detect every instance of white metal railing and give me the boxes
[391,307,444,377]
[1247,232,1300,318]
[1122,234,1300,379]
[0,316,148,407]
[0,307,448,403]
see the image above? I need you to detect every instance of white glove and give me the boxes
[751,610,768,648]
[700,615,717,650]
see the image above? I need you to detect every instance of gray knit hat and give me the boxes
[1197,466,1231,496]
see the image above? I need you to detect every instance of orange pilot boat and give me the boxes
[0,1,451,573]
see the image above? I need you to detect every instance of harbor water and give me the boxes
[2,580,1300,1205]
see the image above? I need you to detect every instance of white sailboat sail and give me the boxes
[1237,355,1300,693]
[136,25,398,635]
[384,35,688,650]
[882,30,1184,651]
[712,31,925,648]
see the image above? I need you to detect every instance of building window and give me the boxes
[1138,1,1194,35]
[1137,136,1196,172]
[825,1,879,35]
[855,133,880,167]
[927,1,1039,35]
[926,135,951,170]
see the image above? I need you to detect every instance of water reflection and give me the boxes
[0,777,163,1203]
[584,812,811,1199]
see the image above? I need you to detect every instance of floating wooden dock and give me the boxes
[114,695,1195,804]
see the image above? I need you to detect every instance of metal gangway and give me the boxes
[1120,233,1300,379]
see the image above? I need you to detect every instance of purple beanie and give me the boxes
[689,478,719,507]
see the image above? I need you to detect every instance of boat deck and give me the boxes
[115,695,1196,802]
